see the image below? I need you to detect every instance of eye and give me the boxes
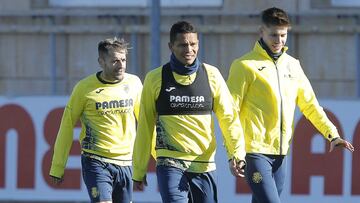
[113,58,126,64]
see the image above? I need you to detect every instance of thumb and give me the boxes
[231,158,237,166]
[329,142,335,152]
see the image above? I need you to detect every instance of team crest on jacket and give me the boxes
[123,84,130,93]
[252,172,263,183]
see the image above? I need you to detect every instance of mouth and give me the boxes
[184,55,194,60]
[272,45,281,49]
[271,45,283,53]
[115,68,124,74]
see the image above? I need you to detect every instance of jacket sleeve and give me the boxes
[209,66,246,161]
[226,59,253,112]
[49,83,84,178]
[132,72,158,181]
[296,62,340,141]
[134,77,143,121]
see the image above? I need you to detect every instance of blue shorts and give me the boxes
[81,154,133,203]
[156,165,217,203]
[245,153,287,203]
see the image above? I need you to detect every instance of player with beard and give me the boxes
[50,37,142,203]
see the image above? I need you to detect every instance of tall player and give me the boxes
[49,37,142,203]
[227,7,354,203]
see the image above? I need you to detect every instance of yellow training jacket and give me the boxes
[227,41,339,155]
[50,72,142,178]
[132,63,246,181]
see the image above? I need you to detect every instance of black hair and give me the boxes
[169,21,197,43]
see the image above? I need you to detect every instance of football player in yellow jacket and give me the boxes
[49,37,142,203]
[227,7,354,203]
[132,21,246,203]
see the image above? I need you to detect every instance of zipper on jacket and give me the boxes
[274,61,283,155]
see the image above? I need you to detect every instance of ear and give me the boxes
[259,25,264,37]
[168,42,173,52]
[98,57,104,68]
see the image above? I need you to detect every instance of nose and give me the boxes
[184,44,192,52]
[117,60,125,68]
[274,35,281,43]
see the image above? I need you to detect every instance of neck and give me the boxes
[170,53,200,75]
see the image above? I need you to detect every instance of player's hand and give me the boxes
[133,176,148,190]
[229,158,246,177]
[50,175,63,185]
[329,137,355,153]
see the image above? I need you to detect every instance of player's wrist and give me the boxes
[331,137,339,142]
